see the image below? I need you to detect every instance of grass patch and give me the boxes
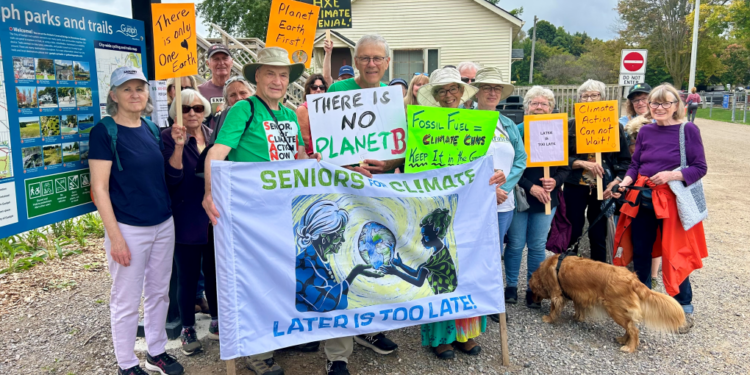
[63,154,79,162]
[20,124,40,138]
[696,108,749,124]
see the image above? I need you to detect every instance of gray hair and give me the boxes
[169,89,210,120]
[577,79,607,99]
[355,34,390,58]
[222,77,254,104]
[523,86,556,111]
[295,200,349,249]
[457,61,481,73]
[105,84,153,117]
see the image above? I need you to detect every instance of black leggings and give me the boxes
[687,104,698,122]
[174,228,217,326]
[564,183,608,262]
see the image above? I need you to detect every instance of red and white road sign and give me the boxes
[620,49,648,74]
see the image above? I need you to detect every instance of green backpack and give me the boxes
[97,116,162,171]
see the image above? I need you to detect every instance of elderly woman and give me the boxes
[508,86,571,308]
[208,76,254,145]
[89,67,184,375]
[296,73,328,156]
[619,83,652,128]
[167,76,197,107]
[161,89,218,356]
[412,67,504,359]
[615,83,708,334]
[564,79,630,263]
[469,67,527,322]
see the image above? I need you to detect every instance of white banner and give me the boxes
[211,156,504,359]
[308,86,407,166]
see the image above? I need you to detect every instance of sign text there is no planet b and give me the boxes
[299,0,352,29]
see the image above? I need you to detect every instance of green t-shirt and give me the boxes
[215,97,304,162]
[327,77,386,93]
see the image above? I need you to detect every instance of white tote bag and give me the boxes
[667,123,708,230]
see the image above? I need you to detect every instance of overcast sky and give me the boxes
[46,0,621,41]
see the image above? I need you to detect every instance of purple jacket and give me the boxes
[161,125,213,245]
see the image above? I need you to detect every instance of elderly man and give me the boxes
[338,65,354,81]
[202,47,321,375]
[457,61,480,109]
[199,44,233,129]
[208,76,254,145]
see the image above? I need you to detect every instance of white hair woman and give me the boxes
[162,89,218,356]
[89,67,184,375]
[505,86,571,309]
[615,83,708,334]
[565,79,631,264]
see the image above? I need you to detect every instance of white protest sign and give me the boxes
[149,80,170,128]
[523,113,569,167]
[308,86,407,166]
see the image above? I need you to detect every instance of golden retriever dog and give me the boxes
[529,255,686,353]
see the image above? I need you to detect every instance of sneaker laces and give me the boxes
[365,333,381,344]
[152,352,178,365]
[263,358,276,368]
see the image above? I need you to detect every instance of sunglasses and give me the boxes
[182,105,205,114]
[310,85,326,91]
[461,77,475,83]
[414,72,429,77]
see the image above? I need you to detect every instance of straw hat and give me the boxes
[242,47,305,85]
[417,67,479,107]
[470,67,515,101]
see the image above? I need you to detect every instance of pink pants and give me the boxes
[105,218,175,369]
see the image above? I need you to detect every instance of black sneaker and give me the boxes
[354,333,398,354]
[526,290,541,309]
[145,352,184,375]
[291,341,320,352]
[505,286,518,304]
[119,365,148,375]
[180,327,202,356]
[326,360,350,375]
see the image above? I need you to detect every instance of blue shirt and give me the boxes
[295,246,349,312]
[89,120,172,226]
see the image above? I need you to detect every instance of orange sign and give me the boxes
[265,0,320,68]
[151,3,198,80]
[574,100,620,154]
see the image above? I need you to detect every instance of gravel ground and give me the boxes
[1,118,749,375]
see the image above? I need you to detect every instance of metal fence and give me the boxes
[511,84,622,116]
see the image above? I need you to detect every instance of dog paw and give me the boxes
[616,336,628,345]
[542,315,554,323]
[619,345,635,353]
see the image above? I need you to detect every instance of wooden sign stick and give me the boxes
[175,78,184,143]
[499,312,510,366]
[326,29,331,42]
[226,359,236,375]
[596,152,603,200]
[543,166,551,215]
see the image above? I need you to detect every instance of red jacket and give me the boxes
[613,175,708,296]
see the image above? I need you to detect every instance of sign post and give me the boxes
[573,100,620,200]
[618,49,648,86]
[523,113,569,215]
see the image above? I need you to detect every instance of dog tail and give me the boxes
[635,280,686,333]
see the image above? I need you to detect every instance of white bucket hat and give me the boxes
[471,67,515,101]
[243,47,306,85]
[417,67,479,107]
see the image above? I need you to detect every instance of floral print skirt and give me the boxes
[421,316,487,347]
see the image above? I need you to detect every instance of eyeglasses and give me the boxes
[224,76,247,86]
[580,93,601,101]
[436,85,460,97]
[649,101,677,109]
[414,72,429,77]
[529,101,550,108]
[356,56,387,65]
[310,85,326,91]
[461,77,475,83]
[632,98,648,105]
[182,105,205,114]
[479,85,504,94]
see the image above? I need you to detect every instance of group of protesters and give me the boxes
[89,32,708,375]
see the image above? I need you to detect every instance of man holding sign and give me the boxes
[566,80,631,263]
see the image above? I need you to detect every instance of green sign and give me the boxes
[405,105,499,173]
[25,169,91,219]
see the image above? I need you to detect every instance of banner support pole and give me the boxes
[499,312,510,366]
[226,359,236,375]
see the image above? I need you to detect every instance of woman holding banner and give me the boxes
[412,67,489,359]
[470,67,527,322]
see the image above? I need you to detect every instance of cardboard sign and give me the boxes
[266,0,320,68]
[574,100,620,154]
[151,3,198,80]
[149,80,169,128]
[523,113,569,168]
[405,106,499,173]
[309,86,406,166]
[299,0,352,29]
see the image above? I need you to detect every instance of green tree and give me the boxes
[720,44,750,86]
[529,20,558,46]
[197,0,271,40]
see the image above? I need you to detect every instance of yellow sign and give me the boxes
[574,100,620,154]
[265,0,320,68]
[151,3,198,80]
[523,113,569,168]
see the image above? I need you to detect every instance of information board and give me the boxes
[298,0,352,29]
[0,0,147,238]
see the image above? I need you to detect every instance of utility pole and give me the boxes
[529,15,538,84]
[688,0,700,91]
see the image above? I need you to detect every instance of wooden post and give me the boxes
[499,312,510,366]
[595,152,603,200]
[226,359,236,375]
[543,166,551,215]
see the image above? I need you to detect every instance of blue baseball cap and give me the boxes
[110,67,148,87]
[339,65,354,77]
[389,78,408,87]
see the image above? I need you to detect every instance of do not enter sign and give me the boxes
[620,49,648,74]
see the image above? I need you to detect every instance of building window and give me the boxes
[427,49,439,75]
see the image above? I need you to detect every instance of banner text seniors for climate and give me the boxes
[211,157,504,359]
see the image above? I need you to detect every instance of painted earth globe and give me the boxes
[357,221,396,269]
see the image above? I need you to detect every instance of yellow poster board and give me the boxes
[265,0,320,68]
[523,113,569,168]
[574,100,620,154]
[151,3,198,80]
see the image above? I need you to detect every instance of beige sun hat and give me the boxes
[417,67,479,107]
[242,47,305,85]
[471,67,515,101]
